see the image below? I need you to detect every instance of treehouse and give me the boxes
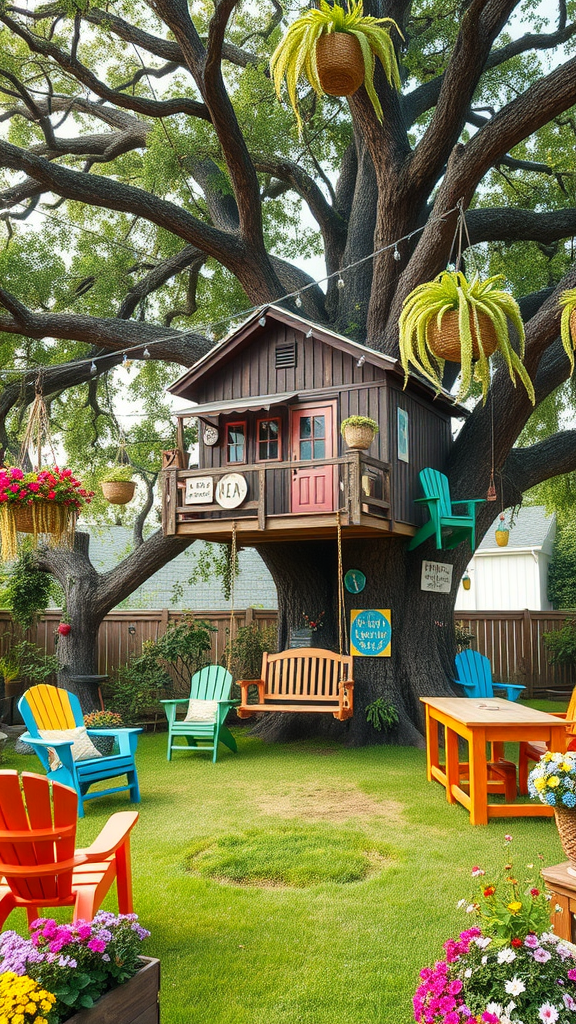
[162,306,464,545]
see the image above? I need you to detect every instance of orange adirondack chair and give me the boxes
[518,686,576,794]
[0,770,138,928]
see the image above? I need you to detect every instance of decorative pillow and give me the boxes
[39,725,103,768]
[184,699,219,723]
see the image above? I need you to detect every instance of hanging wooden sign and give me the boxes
[216,473,248,509]
[185,477,214,504]
[350,609,391,658]
[421,560,453,593]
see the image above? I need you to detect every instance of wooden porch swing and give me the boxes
[236,513,355,721]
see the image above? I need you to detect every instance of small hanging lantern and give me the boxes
[462,572,471,591]
[495,513,509,547]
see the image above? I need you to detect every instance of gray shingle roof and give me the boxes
[67,527,277,610]
[478,505,556,552]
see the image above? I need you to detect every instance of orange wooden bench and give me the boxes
[237,648,354,721]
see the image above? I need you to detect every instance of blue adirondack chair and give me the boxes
[161,665,238,763]
[408,468,485,551]
[18,684,141,817]
[454,649,525,702]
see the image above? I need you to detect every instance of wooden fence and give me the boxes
[1,608,575,698]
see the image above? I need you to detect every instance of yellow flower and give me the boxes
[548,776,560,788]
[12,1015,24,1024]
[562,763,573,772]
[543,752,553,761]
[508,900,522,913]
[535,777,547,790]
[25,1004,36,1015]
[36,1019,48,1024]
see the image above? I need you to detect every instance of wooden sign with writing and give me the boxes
[185,477,214,504]
[421,560,453,593]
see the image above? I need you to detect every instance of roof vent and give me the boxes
[275,342,297,369]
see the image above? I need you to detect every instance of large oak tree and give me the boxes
[1,0,576,739]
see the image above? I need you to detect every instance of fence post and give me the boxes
[159,608,169,637]
[522,608,533,697]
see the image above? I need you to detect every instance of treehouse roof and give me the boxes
[169,305,467,418]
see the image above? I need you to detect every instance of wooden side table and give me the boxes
[542,862,576,942]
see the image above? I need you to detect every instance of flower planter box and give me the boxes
[64,957,159,1024]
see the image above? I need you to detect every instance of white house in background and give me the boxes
[455,506,556,612]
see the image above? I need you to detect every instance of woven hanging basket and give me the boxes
[427,310,500,363]
[554,807,576,875]
[495,529,509,547]
[315,33,365,97]
[0,502,75,562]
[101,480,136,505]
[343,423,376,450]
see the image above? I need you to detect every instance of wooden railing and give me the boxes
[163,450,391,532]
[1,608,575,698]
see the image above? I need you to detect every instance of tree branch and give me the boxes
[117,246,205,320]
[467,207,576,245]
[505,430,576,492]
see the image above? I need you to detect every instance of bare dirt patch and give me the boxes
[257,781,403,824]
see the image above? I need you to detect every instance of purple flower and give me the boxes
[533,947,552,963]
[525,933,540,948]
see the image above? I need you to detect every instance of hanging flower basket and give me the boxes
[101,480,136,505]
[0,467,93,561]
[315,33,365,95]
[399,270,535,404]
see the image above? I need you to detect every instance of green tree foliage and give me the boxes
[548,517,576,609]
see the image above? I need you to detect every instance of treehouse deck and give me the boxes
[161,449,408,544]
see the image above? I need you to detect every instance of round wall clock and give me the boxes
[344,569,366,594]
[203,425,219,446]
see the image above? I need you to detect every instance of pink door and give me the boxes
[291,405,334,513]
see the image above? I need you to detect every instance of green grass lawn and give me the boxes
[1,725,567,1024]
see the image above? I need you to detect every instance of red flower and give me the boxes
[58,623,71,636]
[530,887,540,897]
[483,886,496,897]
[511,937,523,947]
[47,490,56,499]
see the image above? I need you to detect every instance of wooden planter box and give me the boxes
[65,957,159,1024]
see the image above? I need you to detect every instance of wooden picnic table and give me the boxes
[420,696,570,826]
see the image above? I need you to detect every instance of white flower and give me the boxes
[481,955,488,965]
[505,977,525,996]
[457,899,467,908]
[497,947,517,964]
[466,904,476,913]
[540,932,559,944]
[474,936,492,948]
[487,1003,503,1016]
[464,968,472,978]
[538,1003,559,1023]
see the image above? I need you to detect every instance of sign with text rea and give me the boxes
[421,560,454,593]
[185,476,213,505]
[216,472,248,509]
[350,609,392,658]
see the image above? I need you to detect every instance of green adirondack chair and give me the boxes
[161,665,238,763]
[407,468,485,552]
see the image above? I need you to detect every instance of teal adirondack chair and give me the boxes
[454,649,525,702]
[408,468,485,551]
[18,684,141,817]
[161,665,238,763]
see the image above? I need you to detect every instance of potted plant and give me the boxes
[0,912,157,1024]
[398,270,535,404]
[0,466,93,562]
[84,709,124,755]
[495,512,510,546]
[414,836,576,1024]
[529,751,576,874]
[100,466,136,505]
[560,286,576,370]
[270,0,402,132]
[340,415,379,450]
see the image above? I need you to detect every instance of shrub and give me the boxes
[365,698,399,732]
[222,621,278,681]
[542,618,576,666]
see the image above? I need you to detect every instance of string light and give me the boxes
[0,203,462,380]
[90,361,97,375]
[258,316,267,327]
[393,244,401,262]
[143,347,150,359]
[306,329,313,338]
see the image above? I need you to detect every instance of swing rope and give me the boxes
[226,522,237,673]
[336,509,348,659]
[19,375,58,470]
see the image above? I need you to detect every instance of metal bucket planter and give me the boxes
[65,957,159,1023]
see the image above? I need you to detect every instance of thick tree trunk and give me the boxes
[256,535,470,746]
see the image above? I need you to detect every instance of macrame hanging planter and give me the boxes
[0,379,93,561]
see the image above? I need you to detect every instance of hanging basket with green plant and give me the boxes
[559,287,576,371]
[100,466,136,505]
[398,270,535,405]
[340,415,379,450]
[270,0,402,132]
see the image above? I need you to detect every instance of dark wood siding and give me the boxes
[387,383,452,525]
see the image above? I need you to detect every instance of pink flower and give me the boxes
[10,468,23,480]
[9,484,19,493]
[504,834,512,842]
[538,1003,559,1023]
[87,937,106,953]
[471,867,485,877]
[568,968,576,981]
[533,947,551,963]
[482,1014,499,1024]
[525,933,540,948]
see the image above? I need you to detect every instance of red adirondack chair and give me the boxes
[0,770,138,927]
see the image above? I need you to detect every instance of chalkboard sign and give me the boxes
[289,628,314,649]
[350,610,392,658]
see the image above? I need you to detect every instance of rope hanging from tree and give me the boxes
[226,522,237,673]
[336,509,348,659]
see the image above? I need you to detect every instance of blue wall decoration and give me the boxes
[350,609,392,658]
